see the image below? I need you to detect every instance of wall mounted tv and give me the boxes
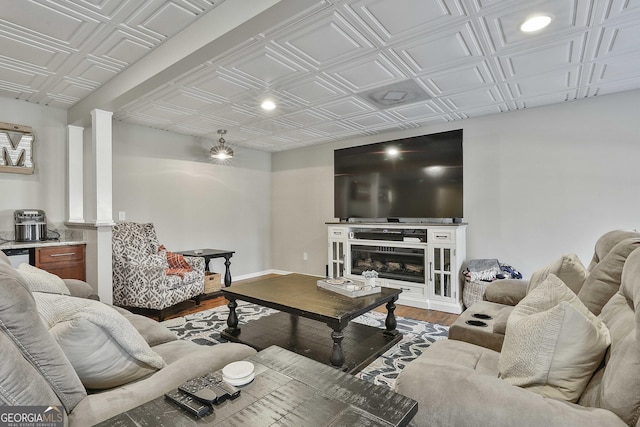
[334,129,463,221]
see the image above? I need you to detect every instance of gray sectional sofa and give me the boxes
[396,230,640,427]
[0,251,255,426]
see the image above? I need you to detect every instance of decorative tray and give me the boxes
[317,278,381,298]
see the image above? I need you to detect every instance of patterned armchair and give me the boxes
[112,222,205,320]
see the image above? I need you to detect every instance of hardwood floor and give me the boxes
[165,274,460,326]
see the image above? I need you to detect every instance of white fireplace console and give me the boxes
[327,222,467,314]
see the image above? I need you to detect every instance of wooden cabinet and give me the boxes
[36,244,86,280]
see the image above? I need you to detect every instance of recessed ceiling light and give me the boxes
[261,100,276,111]
[386,147,400,158]
[520,15,552,32]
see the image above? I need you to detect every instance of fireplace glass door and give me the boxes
[350,244,425,283]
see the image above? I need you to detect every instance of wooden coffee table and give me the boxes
[221,274,403,373]
[96,346,418,426]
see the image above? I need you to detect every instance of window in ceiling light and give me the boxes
[261,100,276,111]
[520,15,552,32]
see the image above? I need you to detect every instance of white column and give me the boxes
[90,109,114,304]
[91,109,113,225]
[67,125,84,223]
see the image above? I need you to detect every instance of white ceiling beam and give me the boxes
[68,0,318,125]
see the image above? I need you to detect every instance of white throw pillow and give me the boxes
[527,253,588,295]
[17,263,70,295]
[499,274,610,403]
[33,293,166,389]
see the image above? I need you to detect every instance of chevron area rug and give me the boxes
[162,301,449,389]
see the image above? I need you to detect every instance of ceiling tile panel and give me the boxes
[392,24,483,74]
[602,0,640,20]
[345,111,398,128]
[139,2,198,37]
[161,91,215,111]
[282,110,331,127]
[274,10,374,67]
[482,0,594,51]
[279,77,346,104]
[422,61,494,94]
[329,54,405,91]
[0,34,58,68]
[191,72,256,100]
[71,60,119,85]
[595,20,640,58]
[497,35,587,79]
[590,53,640,84]
[508,67,580,97]
[200,107,261,126]
[99,30,154,65]
[318,97,375,117]
[389,102,444,120]
[0,1,90,44]
[344,0,466,42]
[444,85,504,109]
[226,47,304,86]
[514,90,577,108]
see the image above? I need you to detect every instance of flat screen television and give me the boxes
[334,129,463,220]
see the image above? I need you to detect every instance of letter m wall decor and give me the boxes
[0,122,35,174]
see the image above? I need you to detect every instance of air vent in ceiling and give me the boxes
[357,80,431,109]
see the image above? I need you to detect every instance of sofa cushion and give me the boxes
[0,332,64,407]
[578,237,640,315]
[587,229,640,271]
[68,342,257,426]
[112,306,177,347]
[17,262,71,295]
[579,247,640,426]
[527,253,588,295]
[34,293,166,389]
[484,279,527,306]
[0,263,86,412]
[492,305,514,335]
[499,274,611,403]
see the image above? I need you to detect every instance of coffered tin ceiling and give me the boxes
[1,0,639,152]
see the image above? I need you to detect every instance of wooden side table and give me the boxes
[178,249,235,288]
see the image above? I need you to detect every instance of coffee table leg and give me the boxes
[384,297,399,337]
[225,298,240,336]
[330,327,345,368]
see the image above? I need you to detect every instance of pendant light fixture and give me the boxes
[210,129,234,160]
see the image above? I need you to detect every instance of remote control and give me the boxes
[178,385,219,405]
[164,389,210,417]
[216,381,241,400]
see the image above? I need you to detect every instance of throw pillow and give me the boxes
[17,263,70,295]
[162,247,192,277]
[527,253,587,295]
[34,293,166,390]
[499,274,611,403]
[0,263,86,411]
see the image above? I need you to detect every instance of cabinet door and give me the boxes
[36,244,86,280]
[327,227,348,278]
[429,245,455,301]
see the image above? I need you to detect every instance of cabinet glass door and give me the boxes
[431,247,453,298]
[330,241,345,278]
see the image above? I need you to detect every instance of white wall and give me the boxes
[112,122,272,277]
[271,89,640,278]
[0,98,68,232]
